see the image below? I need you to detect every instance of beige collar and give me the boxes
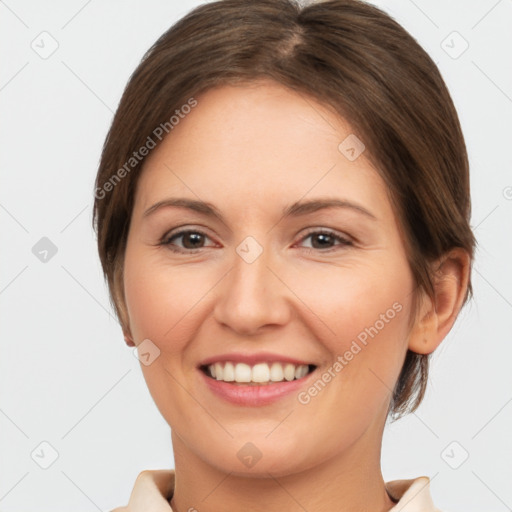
[112,470,440,511]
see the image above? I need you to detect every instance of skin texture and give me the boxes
[121,79,470,512]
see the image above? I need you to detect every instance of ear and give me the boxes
[119,307,135,347]
[111,261,136,347]
[408,248,471,355]
[119,298,135,347]
[116,295,136,347]
[123,330,136,347]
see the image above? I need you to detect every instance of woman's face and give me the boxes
[123,80,419,476]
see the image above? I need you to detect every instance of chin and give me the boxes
[199,436,314,478]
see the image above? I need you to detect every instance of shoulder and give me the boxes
[109,469,175,511]
[387,475,440,511]
[108,471,152,511]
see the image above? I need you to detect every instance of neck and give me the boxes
[169,413,396,512]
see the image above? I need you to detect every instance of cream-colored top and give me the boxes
[111,470,442,511]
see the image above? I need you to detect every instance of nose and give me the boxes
[212,242,292,336]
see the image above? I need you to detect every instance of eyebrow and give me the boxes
[142,197,377,222]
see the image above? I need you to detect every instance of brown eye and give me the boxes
[298,229,352,251]
[310,232,335,249]
[178,232,205,249]
[161,229,214,253]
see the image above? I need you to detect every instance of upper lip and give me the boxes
[198,352,316,367]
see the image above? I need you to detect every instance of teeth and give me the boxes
[223,361,235,381]
[295,365,308,379]
[235,363,252,382]
[252,363,270,382]
[283,363,295,381]
[269,362,284,382]
[207,362,312,384]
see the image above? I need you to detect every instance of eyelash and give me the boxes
[159,228,353,254]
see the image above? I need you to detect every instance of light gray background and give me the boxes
[1,1,511,510]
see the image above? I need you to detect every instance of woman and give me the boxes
[93,0,476,510]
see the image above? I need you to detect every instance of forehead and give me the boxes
[134,80,392,223]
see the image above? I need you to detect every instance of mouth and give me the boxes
[199,361,317,386]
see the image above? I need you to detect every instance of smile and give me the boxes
[201,361,316,385]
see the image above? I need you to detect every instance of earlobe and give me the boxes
[124,332,136,347]
[111,261,136,347]
[408,248,470,355]
[119,305,135,347]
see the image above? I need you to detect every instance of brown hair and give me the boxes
[92,0,476,419]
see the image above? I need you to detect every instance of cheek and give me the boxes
[300,260,411,346]
[123,246,210,346]
[122,246,211,420]
[298,260,413,403]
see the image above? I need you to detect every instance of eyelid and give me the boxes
[159,225,353,254]
[298,226,353,243]
[294,227,353,251]
[160,226,216,252]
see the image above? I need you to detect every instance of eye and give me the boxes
[296,229,352,252]
[159,227,352,254]
[160,229,215,253]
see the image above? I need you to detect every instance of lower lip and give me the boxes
[199,368,315,406]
